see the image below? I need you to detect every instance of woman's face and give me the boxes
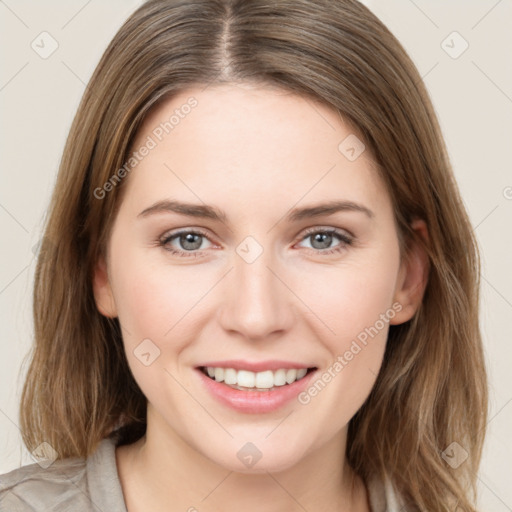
[94,83,422,473]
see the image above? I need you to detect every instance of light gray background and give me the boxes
[1,1,511,510]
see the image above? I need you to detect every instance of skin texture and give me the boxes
[93,83,428,512]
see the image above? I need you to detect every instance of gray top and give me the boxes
[0,437,405,511]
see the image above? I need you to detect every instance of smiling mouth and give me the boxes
[198,366,317,391]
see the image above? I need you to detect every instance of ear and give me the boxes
[92,254,118,318]
[390,219,430,325]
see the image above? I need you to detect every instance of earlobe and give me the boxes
[390,219,430,325]
[92,254,118,318]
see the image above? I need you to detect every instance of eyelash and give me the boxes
[157,227,354,258]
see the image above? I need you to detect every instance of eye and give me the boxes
[296,227,353,255]
[158,229,214,257]
[157,226,354,258]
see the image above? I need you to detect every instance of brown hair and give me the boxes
[20,0,488,510]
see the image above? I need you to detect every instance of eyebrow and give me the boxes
[137,199,374,222]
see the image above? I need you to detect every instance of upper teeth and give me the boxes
[205,367,309,389]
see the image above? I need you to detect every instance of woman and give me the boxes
[0,0,488,510]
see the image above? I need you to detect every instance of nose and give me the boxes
[217,248,296,341]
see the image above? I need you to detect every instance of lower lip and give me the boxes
[196,368,317,414]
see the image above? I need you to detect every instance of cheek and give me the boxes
[295,252,400,348]
[109,251,205,400]
[292,248,400,417]
[109,246,226,379]
[108,246,202,349]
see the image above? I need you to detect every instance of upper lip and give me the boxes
[197,360,317,372]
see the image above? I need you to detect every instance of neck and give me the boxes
[116,408,368,512]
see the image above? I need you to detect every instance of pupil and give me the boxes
[311,232,332,250]
[181,233,202,250]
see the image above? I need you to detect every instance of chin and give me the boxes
[203,436,309,474]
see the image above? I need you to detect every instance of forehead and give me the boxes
[122,83,388,219]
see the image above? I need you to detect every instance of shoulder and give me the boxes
[0,437,126,512]
[366,472,407,512]
[0,455,90,511]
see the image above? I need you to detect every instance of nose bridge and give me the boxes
[218,241,294,339]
